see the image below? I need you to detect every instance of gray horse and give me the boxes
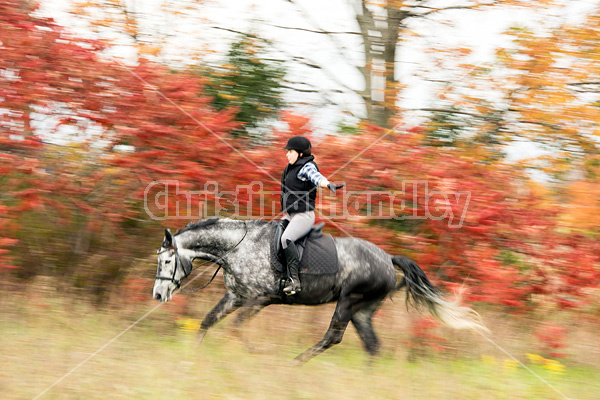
[153,218,487,363]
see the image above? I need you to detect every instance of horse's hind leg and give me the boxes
[351,298,385,357]
[295,294,363,364]
[197,291,242,344]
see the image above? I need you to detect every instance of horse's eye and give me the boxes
[165,260,171,264]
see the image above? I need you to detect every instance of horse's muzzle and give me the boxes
[153,286,172,303]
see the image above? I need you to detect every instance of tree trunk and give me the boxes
[356,3,405,128]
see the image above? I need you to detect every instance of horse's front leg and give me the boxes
[231,296,272,352]
[232,296,271,329]
[197,291,242,344]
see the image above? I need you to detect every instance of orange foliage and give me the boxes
[560,180,600,231]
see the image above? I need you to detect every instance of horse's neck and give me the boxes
[178,223,245,256]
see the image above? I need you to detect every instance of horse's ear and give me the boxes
[164,228,174,248]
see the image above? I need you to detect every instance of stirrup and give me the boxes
[283,278,301,295]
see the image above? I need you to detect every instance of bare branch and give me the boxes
[411,4,479,18]
[265,23,361,35]
[211,26,266,40]
[274,52,359,97]
[569,81,600,86]
[568,81,600,93]
[414,107,562,130]
[514,119,562,130]
[280,84,320,93]
[281,81,344,94]
[286,0,357,66]
[416,107,491,120]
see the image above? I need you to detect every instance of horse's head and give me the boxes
[153,228,192,303]
[153,218,244,302]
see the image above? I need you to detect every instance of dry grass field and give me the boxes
[1,280,599,400]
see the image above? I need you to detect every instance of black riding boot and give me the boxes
[283,241,302,295]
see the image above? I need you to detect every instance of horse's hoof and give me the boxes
[293,352,310,365]
[195,329,207,347]
[293,357,306,367]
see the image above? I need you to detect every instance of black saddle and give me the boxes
[270,220,338,276]
[273,220,325,265]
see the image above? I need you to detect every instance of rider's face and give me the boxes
[286,149,299,165]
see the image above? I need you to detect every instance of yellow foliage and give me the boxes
[139,45,161,56]
[502,359,519,371]
[386,0,405,8]
[125,23,139,37]
[103,168,122,175]
[93,19,116,28]
[176,318,200,333]
[218,93,239,101]
[559,179,600,231]
[544,359,566,374]
[525,353,565,373]
[526,353,545,365]
[481,355,497,366]
[74,1,100,8]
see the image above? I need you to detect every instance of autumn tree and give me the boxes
[240,119,600,311]
[3,0,599,312]
[260,0,563,128]
[0,0,256,298]
[426,4,600,171]
[68,0,211,62]
[57,0,561,130]
[338,129,599,309]
[201,35,286,137]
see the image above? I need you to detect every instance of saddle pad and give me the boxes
[270,226,338,275]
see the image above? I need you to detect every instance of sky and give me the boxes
[36,0,599,162]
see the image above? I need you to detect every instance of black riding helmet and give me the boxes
[283,136,311,155]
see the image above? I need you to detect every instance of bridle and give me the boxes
[155,221,248,290]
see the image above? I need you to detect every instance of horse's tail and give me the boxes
[392,256,489,333]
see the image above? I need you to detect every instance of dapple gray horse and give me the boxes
[153,218,487,363]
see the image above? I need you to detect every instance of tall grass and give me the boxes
[1,285,599,400]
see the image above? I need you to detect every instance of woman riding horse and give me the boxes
[280,136,343,295]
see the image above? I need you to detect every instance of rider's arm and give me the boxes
[297,162,329,187]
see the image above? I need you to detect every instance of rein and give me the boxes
[155,221,248,291]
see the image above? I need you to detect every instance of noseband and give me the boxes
[155,239,190,289]
[155,221,248,290]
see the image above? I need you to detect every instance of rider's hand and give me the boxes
[327,182,345,194]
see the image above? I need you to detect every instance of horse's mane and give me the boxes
[175,217,271,235]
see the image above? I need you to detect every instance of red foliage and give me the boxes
[299,128,600,310]
[535,324,568,358]
[0,0,598,311]
[409,316,448,354]
[122,278,152,304]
